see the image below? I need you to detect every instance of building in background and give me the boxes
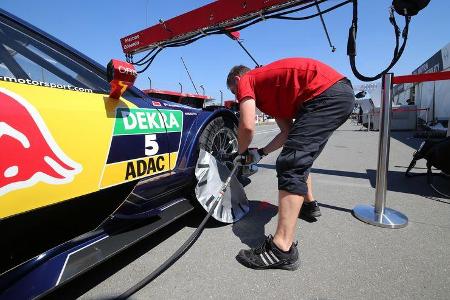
[394,42,450,125]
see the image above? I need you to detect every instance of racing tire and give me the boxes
[198,116,238,168]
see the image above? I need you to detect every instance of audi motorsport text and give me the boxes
[0,76,93,93]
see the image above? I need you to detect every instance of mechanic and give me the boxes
[227,57,355,270]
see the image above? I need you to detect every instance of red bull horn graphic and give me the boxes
[0,88,82,196]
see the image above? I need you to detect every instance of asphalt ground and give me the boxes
[55,121,450,300]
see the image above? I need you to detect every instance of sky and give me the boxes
[1,0,448,102]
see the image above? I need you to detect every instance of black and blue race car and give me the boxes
[0,8,240,299]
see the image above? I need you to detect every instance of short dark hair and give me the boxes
[226,65,251,89]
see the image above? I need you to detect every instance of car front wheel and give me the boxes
[198,116,238,169]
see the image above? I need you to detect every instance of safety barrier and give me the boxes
[353,70,450,228]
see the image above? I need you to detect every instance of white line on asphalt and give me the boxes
[255,129,279,135]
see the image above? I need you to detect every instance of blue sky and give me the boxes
[1,0,448,102]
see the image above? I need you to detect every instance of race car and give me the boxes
[0,8,240,299]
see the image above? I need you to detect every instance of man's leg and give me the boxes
[273,190,304,251]
[300,174,322,218]
[305,175,314,202]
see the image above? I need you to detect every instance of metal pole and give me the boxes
[374,74,392,218]
[148,77,152,89]
[314,0,336,52]
[220,90,223,106]
[178,82,183,93]
[353,73,408,229]
[180,57,199,94]
[235,40,260,68]
[200,85,205,96]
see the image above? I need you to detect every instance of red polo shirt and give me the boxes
[236,58,344,118]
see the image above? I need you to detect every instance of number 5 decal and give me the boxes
[145,134,159,156]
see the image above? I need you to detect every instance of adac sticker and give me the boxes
[0,88,82,196]
[100,108,183,188]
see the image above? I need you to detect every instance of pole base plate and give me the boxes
[353,204,408,229]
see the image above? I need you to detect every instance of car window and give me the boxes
[0,61,13,77]
[0,19,109,93]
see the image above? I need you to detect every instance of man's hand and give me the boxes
[235,147,266,165]
[248,148,267,164]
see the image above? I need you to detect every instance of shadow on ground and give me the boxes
[232,200,278,248]
[49,200,277,298]
[366,169,450,201]
[257,164,449,202]
[231,199,355,249]
[391,131,422,150]
[319,203,353,213]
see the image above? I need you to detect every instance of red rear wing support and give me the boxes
[121,0,313,55]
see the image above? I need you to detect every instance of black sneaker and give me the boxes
[300,200,322,218]
[236,235,300,270]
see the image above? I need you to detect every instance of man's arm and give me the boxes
[238,97,256,153]
[261,118,293,154]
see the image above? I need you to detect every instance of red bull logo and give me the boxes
[0,88,82,196]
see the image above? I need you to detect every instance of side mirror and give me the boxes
[107,59,137,99]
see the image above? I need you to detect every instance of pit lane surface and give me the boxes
[55,122,450,299]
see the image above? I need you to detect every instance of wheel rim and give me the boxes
[210,127,238,168]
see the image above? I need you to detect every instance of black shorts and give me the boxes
[276,78,355,195]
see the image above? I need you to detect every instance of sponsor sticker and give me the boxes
[100,108,183,188]
[0,76,94,93]
[0,88,82,196]
[162,102,186,108]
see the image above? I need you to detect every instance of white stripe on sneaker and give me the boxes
[263,252,274,264]
[268,250,280,262]
[259,253,269,265]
